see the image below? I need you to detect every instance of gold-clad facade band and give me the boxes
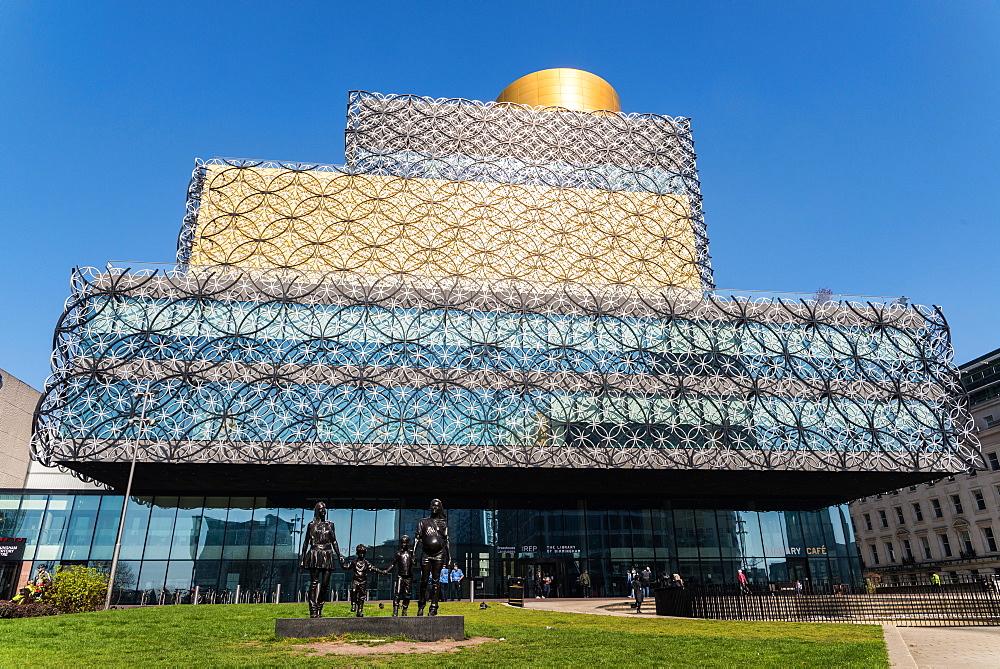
[191,164,700,288]
[496,68,621,113]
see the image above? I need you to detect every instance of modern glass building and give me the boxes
[7,69,979,602]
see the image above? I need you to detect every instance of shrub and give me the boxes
[43,565,109,613]
[0,600,61,618]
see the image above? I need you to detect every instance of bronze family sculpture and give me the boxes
[298,499,450,618]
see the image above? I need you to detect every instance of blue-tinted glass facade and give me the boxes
[0,492,859,602]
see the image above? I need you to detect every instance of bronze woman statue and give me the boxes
[299,501,344,618]
[415,498,450,616]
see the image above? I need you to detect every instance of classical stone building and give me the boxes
[850,346,1000,582]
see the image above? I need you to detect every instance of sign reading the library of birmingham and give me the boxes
[0,537,26,561]
[31,75,980,489]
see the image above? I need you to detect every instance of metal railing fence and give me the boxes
[654,575,1000,626]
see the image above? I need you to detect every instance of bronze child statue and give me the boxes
[415,498,450,617]
[342,543,388,617]
[299,501,344,618]
[384,534,415,616]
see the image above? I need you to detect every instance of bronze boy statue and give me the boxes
[342,543,388,618]
[384,534,415,616]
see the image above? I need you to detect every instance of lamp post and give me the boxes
[104,386,154,610]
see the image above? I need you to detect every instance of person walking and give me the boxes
[930,573,942,587]
[737,569,750,594]
[579,570,591,598]
[641,567,651,597]
[542,573,552,598]
[449,563,464,601]
[631,572,644,613]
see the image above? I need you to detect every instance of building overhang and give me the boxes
[62,460,953,510]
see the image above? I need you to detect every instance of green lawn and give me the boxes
[0,601,888,668]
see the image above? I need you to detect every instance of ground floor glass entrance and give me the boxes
[0,491,860,603]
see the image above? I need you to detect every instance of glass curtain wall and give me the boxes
[0,492,859,602]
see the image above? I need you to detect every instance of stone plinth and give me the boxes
[275,615,465,642]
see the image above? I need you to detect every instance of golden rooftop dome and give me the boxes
[496,68,621,113]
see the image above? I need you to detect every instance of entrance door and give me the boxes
[0,563,20,600]
[519,558,579,598]
[786,557,811,589]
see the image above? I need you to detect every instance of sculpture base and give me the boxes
[275,615,465,642]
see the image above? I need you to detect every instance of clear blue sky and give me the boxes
[1,1,998,391]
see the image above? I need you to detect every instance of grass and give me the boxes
[0,601,888,668]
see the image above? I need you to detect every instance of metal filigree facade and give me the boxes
[32,88,979,478]
[31,267,978,473]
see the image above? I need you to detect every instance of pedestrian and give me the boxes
[542,573,552,598]
[794,579,803,596]
[579,570,591,598]
[737,569,750,594]
[534,569,543,598]
[449,562,464,601]
[439,565,451,602]
[641,567,651,597]
[631,572,644,613]
[672,573,684,589]
[930,573,941,587]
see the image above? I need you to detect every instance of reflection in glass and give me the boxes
[64,495,100,560]
[36,495,74,562]
[222,497,254,560]
[170,497,206,560]
[144,497,178,560]
[196,497,229,560]
[90,496,124,560]
[119,496,153,561]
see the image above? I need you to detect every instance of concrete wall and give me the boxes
[0,368,40,488]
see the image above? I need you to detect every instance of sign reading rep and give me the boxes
[0,537,26,561]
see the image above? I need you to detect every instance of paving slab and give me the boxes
[895,626,1000,668]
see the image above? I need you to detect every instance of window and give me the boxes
[869,544,880,565]
[988,452,1000,471]
[952,494,964,515]
[894,506,905,524]
[864,513,873,531]
[909,485,918,492]
[931,498,943,518]
[879,509,889,528]
[912,502,924,522]
[902,538,913,560]
[960,530,974,554]
[920,535,932,559]
[885,541,896,562]
[984,527,998,553]
[940,533,953,557]
[974,489,987,511]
